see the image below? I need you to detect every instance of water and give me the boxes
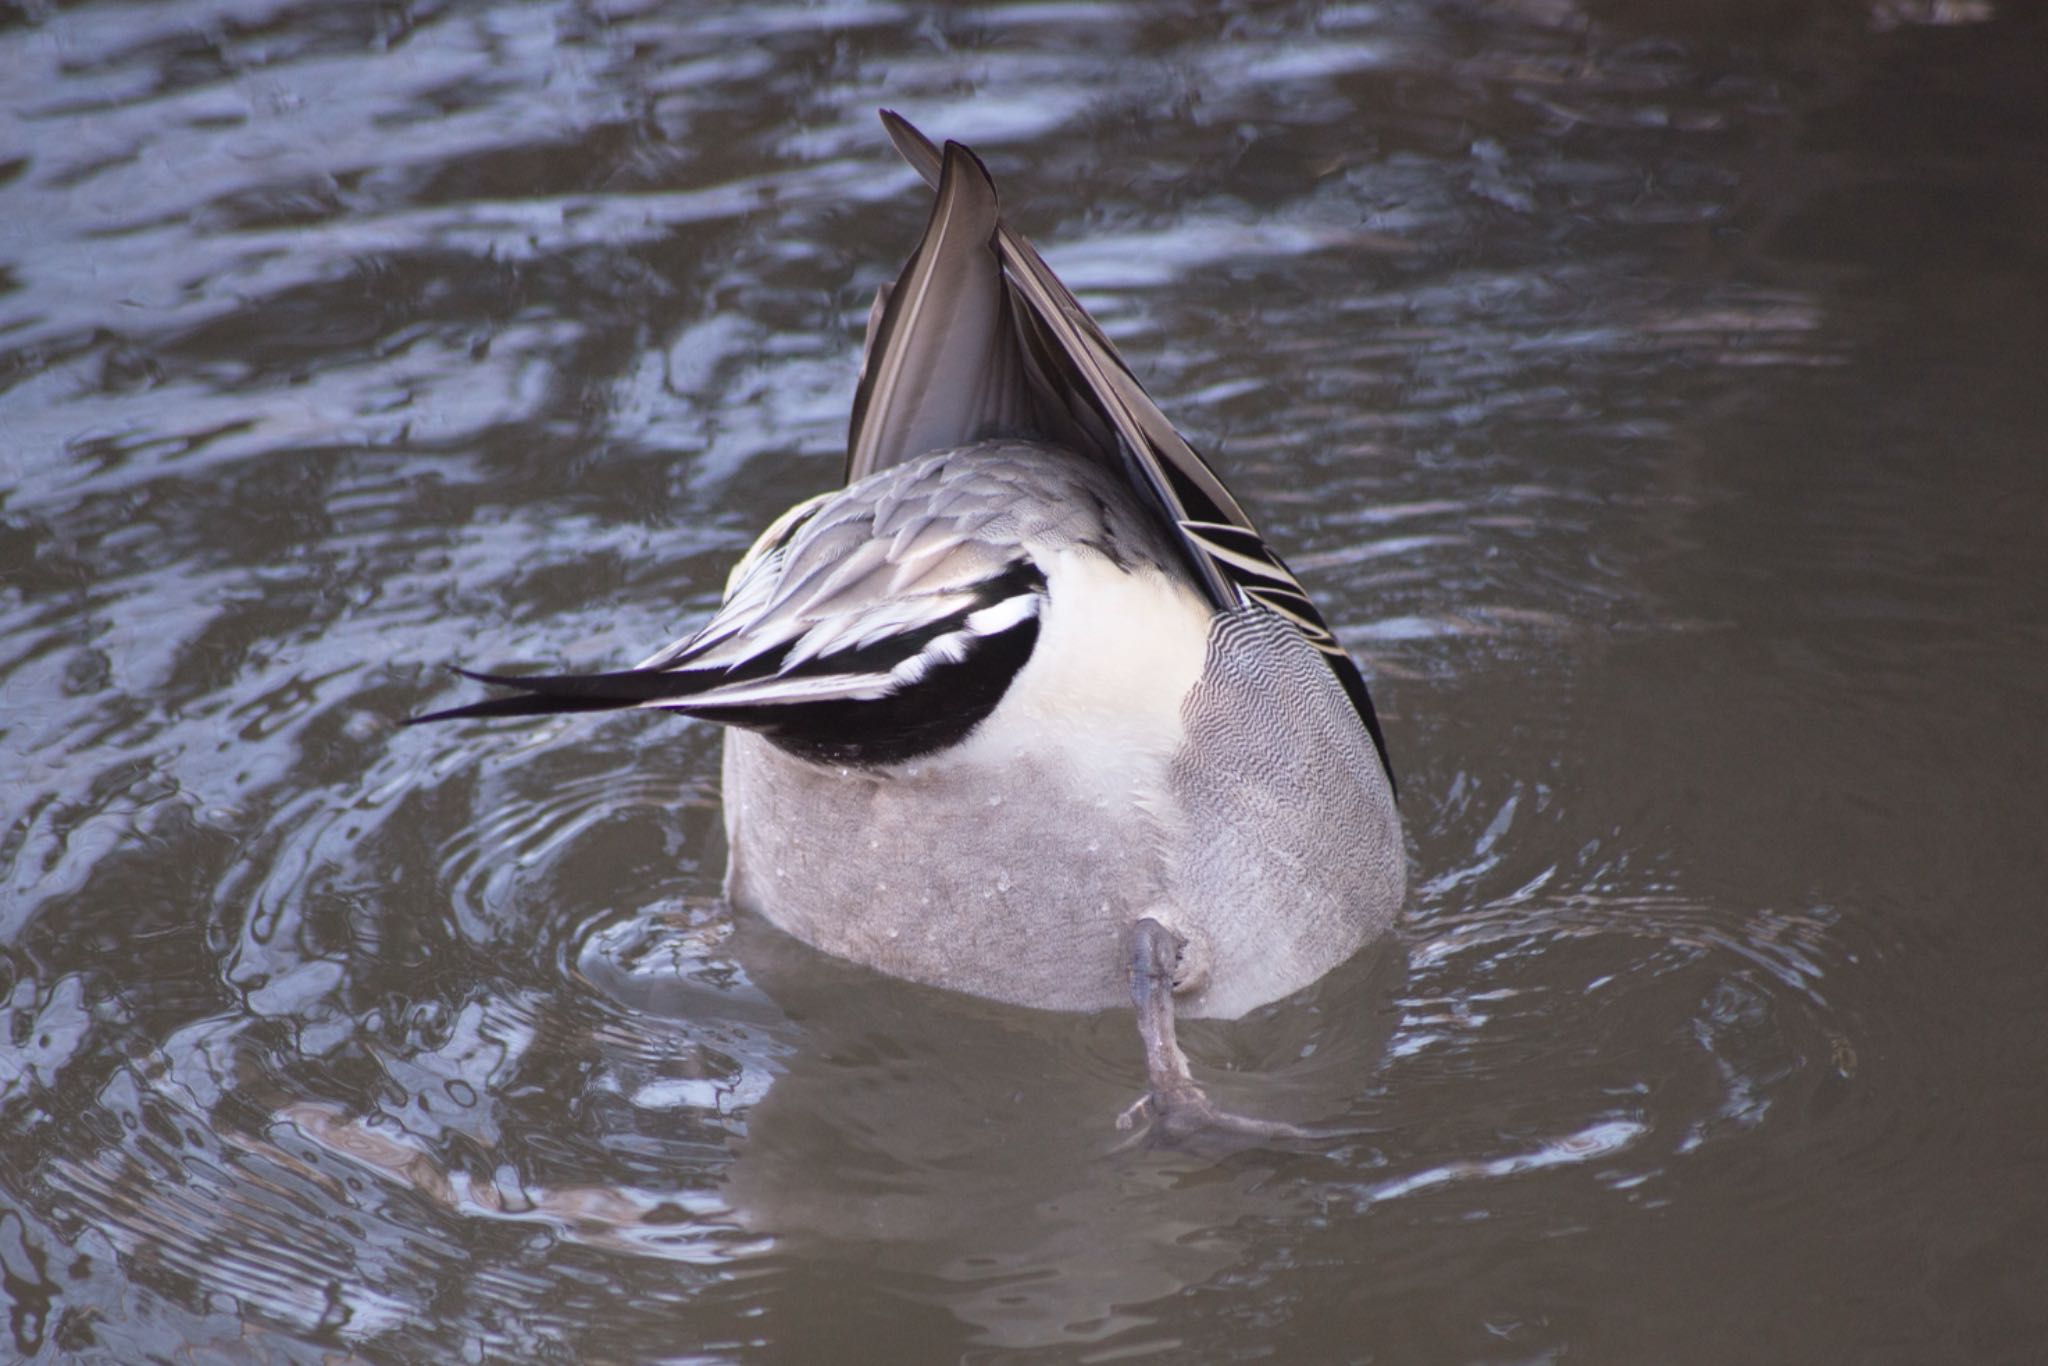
[4,0,2046,1361]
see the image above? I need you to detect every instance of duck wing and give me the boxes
[408,455,1052,767]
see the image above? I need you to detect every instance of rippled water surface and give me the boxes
[5,0,2046,1361]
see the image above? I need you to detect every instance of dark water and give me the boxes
[4,0,2046,1361]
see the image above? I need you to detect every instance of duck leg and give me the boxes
[1116,916,1310,1145]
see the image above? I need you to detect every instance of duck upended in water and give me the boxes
[412,112,1405,1140]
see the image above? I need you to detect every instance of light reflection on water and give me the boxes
[4,0,2045,1360]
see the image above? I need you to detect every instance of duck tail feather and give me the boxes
[847,139,1035,481]
[403,665,708,726]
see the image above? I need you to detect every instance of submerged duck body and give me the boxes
[416,113,1404,1132]
[719,440,1401,1019]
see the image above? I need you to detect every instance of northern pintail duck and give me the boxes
[414,112,1405,1139]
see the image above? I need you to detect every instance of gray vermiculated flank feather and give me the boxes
[1164,607,1403,1016]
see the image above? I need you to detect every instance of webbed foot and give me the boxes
[1118,916,1317,1150]
[1114,1082,1312,1147]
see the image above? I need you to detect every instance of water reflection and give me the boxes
[4,0,2045,1359]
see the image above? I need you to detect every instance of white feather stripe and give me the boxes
[1179,523,1292,583]
[888,629,974,687]
[847,598,970,653]
[962,592,1040,636]
[780,589,982,670]
[784,581,1045,666]
[1241,585,1332,643]
[814,585,1042,669]
[637,549,1033,683]
[636,669,899,710]
[878,587,1043,690]
[652,585,1043,715]
[633,597,1037,713]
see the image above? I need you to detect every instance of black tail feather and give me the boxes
[403,665,708,726]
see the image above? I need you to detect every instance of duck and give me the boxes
[411,111,1405,1140]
